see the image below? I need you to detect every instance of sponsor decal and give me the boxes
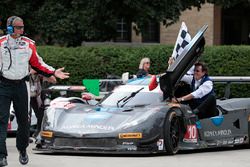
[234,138,240,144]
[234,137,244,144]
[157,139,164,150]
[216,140,223,145]
[222,140,228,145]
[50,101,75,109]
[240,137,244,144]
[122,142,134,145]
[119,133,142,139]
[228,138,234,145]
[41,131,53,138]
[183,125,198,143]
[204,129,232,137]
[127,146,137,151]
[61,124,115,131]
[18,42,26,46]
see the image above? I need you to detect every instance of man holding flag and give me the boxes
[167,23,218,119]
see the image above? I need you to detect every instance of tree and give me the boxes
[1,0,250,46]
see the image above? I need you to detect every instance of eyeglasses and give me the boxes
[145,62,150,64]
[14,26,24,30]
[194,69,202,73]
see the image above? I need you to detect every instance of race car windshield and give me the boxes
[100,87,162,107]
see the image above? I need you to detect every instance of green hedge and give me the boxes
[37,45,250,98]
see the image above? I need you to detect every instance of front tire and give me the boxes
[164,109,181,155]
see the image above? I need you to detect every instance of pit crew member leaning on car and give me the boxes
[172,62,219,119]
[0,16,69,166]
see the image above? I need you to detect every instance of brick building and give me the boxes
[116,3,250,45]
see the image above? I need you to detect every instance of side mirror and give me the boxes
[148,75,158,91]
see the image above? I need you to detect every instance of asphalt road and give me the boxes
[5,137,250,167]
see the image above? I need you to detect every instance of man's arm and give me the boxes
[29,42,69,79]
[190,80,213,99]
[29,43,54,77]
[173,80,213,102]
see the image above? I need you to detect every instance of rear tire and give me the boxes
[164,109,181,155]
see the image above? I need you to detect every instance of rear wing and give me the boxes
[211,76,250,98]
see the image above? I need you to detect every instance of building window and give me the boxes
[222,4,250,45]
[115,18,131,42]
[142,20,160,43]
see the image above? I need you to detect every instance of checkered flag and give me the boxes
[171,22,191,60]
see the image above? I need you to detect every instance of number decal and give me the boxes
[183,125,198,143]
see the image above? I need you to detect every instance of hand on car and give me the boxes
[168,57,175,66]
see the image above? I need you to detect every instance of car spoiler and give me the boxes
[159,25,208,100]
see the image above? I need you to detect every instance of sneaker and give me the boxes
[19,150,29,165]
[0,157,7,167]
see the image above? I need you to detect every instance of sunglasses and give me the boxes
[14,26,24,30]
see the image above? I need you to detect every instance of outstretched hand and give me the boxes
[54,67,70,79]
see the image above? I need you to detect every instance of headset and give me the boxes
[6,16,17,34]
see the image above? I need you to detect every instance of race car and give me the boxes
[8,103,37,134]
[34,25,250,155]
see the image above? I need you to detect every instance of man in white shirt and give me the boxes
[172,62,218,119]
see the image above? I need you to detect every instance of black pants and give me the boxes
[30,96,44,134]
[189,95,219,119]
[0,80,29,158]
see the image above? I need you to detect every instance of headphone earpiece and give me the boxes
[7,25,14,34]
[6,16,17,34]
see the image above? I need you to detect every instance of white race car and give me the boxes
[8,103,37,134]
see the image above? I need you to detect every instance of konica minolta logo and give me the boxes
[204,129,232,137]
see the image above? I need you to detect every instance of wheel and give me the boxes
[164,109,181,155]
